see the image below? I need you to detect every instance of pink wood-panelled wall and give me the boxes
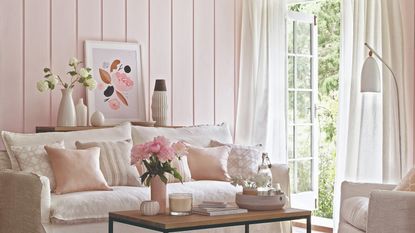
[0,0,243,145]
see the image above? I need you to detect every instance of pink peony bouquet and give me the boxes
[131,136,187,186]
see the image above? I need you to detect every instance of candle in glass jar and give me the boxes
[169,193,193,216]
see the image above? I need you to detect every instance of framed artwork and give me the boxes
[85,40,146,124]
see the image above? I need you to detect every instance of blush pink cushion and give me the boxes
[394,168,415,191]
[44,146,112,194]
[186,144,231,181]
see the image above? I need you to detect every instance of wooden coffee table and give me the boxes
[108,208,311,233]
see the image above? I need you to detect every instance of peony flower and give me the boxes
[37,80,49,92]
[108,99,120,110]
[149,142,161,154]
[172,141,187,156]
[84,78,97,90]
[157,146,175,162]
[79,68,89,78]
[69,57,79,66]
[131,143,151,165]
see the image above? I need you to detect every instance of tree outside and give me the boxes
[289,0,340,219]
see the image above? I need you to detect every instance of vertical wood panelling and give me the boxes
[150,0,172,124]
[194,0,215,125]
[78,0,101,79]
[126,0,150,120]
[215,0,235,130]
[103,0,126,41]
[0,0,24,138]
[0,0,241,142]
[51,0,77,125]
[172,0,193,125]
[24,0,51,132]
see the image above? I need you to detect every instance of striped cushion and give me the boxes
[76,140,141,186]
[136,156,192,183]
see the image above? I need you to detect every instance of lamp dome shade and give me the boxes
[361,56,381,92]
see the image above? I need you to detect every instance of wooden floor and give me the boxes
[293,226,326,233]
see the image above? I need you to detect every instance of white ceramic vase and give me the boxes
[91,111,105,126]
[75,98,88,126]
[151,91,168,126]
[57,88,76,127]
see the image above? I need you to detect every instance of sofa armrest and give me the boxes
[270,164,290,205]
[0,170,50,233]
[367,190,415,233]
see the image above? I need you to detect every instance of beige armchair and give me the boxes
[339,181,415,233]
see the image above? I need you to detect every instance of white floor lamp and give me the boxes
[360,42,402,178]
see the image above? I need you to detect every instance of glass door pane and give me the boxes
[287,11,318,211]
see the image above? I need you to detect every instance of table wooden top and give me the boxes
[109,208,311,230]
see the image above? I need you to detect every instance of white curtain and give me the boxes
[235,0,287,164]
[335,0,407,230]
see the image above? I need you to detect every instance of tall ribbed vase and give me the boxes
[151,79,168,126]
[150,176,166,214]
[57,88,76,127]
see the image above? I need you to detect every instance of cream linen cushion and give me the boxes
[76,140,141,186]
[1,122,131,170]
[50,181,240,224]
[394,167,415,191]
[186,144,231,181]
[131,123,233,147]
[210,140,261,179]
[137,156,192,183]
[10,141,64,190]
[341,196,369,231]
[45,146,112,195]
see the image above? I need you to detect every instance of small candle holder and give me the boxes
[169,193,193,216]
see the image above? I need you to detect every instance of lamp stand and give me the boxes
[364,43,403,179]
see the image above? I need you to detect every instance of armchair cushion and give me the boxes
[341,197,368,231]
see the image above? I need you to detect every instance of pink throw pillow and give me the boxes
[394,168,415,191]
[44,146,112,194]
[186,144,231,181]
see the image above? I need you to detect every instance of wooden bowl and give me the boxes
[235,193,286,211]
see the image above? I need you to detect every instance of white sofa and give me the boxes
[0,123,291,233]
[339,181,415,233]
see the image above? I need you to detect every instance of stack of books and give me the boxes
[192,201,248,216]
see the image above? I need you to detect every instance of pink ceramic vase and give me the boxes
[150,176,167,214]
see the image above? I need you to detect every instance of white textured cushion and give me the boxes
[76,140,141,186]
[210,140,262,179]
[0,151,11,170]
[11,141,64,190]
[132,123,233,147]
[341,197,369,231]
[50,181,241,224]
[1,122,131,170]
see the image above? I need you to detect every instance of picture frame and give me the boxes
[84,40,146,125]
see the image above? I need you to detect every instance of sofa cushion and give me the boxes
[132,123,233,147]
[394,167,415,191]
[210,140,262,179]
[11,141,65,190]
[76,140,141,186]
[341,197,369,231]
[0,151,12,170]
[50,181,241,224]
[2,122,131,170]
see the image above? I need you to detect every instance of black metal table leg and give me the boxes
[306,216,311,233]
[109,218,113,233]
[245,224,249,233]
